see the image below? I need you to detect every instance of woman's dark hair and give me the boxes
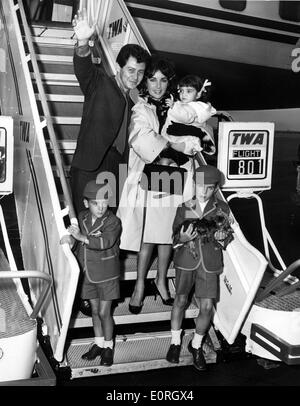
[138,55,177,97]
[178,74,211,102]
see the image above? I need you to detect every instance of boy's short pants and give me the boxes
[175,265,221,299]
[81,275,120,301]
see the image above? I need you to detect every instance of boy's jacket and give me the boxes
[172,196,231,273]
[77,209,122,283]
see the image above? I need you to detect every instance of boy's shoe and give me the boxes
[188,341,207,371]
[81,344,103,361]
[100,347,114,366]
[79,299,92,317]
[166,344,181,364]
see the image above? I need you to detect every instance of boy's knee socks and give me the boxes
[171,329,182,345]
[95,336,105,347]
[104,339,114,349]
[192,332,204,349]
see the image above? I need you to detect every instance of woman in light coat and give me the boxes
[117,57,210,313]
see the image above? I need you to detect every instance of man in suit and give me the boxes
[70,8,150,214]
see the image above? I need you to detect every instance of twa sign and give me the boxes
[231,132,267,146]
[218,122,274,191]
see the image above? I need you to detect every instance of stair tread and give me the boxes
[120,253,175,275]
[31,25,74,39]
[32,72,77,81]
[66,330,217,377]
[36,94,83,102]
[36,54,73,64]
[70,293,196,328]
[31,21,73,30]
[32,36,75,46]
[47,140,77,150]
[50,116,81,124]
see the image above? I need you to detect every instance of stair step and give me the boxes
[48,125,79,141]
[69,293,197,328]
[31,26,74,39]
[35,62,74,75]
[122,267,175,281]
[36,54,73,64]
[38,102,83,119]
[39,80,79,87]
[31,72,77,83]
[33,42,74,57]
[46,140,77,152]
[34,83,82,95]
[66,329,217,378]
[50,116,81,125]
[32,35,75,47]
[36,93,83,103]
[31,21,73,30]
[120,253,176,280]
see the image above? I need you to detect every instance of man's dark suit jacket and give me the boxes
[72,53,134,171]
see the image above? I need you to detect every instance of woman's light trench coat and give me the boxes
[117,98,199,252]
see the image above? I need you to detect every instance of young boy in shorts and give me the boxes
[61,180,121,366]
[166,164,233,371]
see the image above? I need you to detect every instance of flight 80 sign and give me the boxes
[217,122,274,191]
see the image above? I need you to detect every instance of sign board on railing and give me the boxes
[85,0,149,76]
[0,116,13,195]
[217,122,274,191]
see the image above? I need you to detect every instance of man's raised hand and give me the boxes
[72,8,96,44]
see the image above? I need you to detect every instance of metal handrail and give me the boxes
[16,0,77,224]
[0,270,52,320]
[256,258,300,302]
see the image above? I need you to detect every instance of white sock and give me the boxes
[192,333,204,349]
[103,339,113,349]
[94,336,104,348]
[171,329,182,345]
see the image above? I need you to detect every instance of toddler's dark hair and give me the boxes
[178,74,211,102]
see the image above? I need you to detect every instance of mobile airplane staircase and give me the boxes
[0,0,270,380]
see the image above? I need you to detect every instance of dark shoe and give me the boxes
[79,299,92,317]
[81,344,103,361]
[152,279,174,306]
[188,341,207,371]
[128,303,143,314]
[166,344,181,364]
[128,291,144,314]
[100,347,114,366]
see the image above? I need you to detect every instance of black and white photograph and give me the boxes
[0,0,300,395]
